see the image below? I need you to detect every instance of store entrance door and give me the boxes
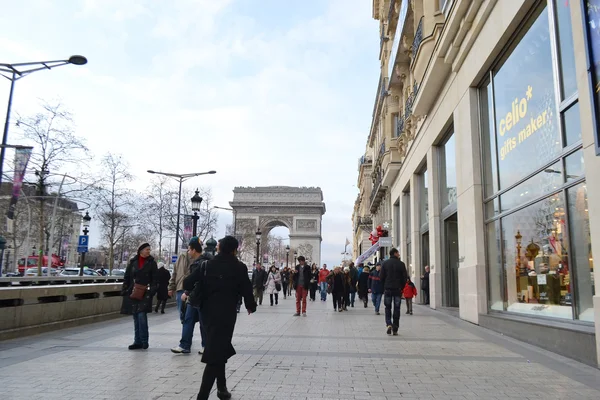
[444,213,459,307]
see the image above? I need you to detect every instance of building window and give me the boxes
[419,169,429,228]
[481,2,589,321]
[440,134,457,210]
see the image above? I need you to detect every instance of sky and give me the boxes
[0,0,380,267]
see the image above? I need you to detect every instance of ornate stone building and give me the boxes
[354,0,600,368]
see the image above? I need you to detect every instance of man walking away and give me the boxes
[154,262,171,313]
[251,263,267,305]
[183,236,256,400]
[293,256,311,316]
[369,262,383,315]
[318,264,329,301]
[380,248,408,336]
[421,265,430,305]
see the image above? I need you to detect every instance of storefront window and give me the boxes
[554,0,577,99]
[567,183,594,322]
[493,6,560,190]
[563,102,582,147]
[420,170,429,226]
[481,82,498,197]
[503,193,572,320]
[440,135,457,209]
[487,220,503,311]
[565,149,585,181]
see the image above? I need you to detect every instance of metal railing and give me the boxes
[395,81,419,138]
[370,169,384,205]
[0,275,125,287]
[412,17,424,59]
[358,155,372,169]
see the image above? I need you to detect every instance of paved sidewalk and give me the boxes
[1,294,600,399]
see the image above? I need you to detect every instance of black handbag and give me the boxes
[275,282,282,292]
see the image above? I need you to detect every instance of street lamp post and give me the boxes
[213,206,237,236]
[0,56,88,189]
[285,245,290,268]
[255,229,262,265]
[147,170,216,255]
[191,189,203,237]
[79,212,91,276]
[293,250,298,266]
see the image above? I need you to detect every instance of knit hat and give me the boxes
[137,243,150,255]
[188,236,203,253]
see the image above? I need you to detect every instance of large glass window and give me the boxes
[482,2,589,322]
[440,134,457,209]
[420,170,428,226]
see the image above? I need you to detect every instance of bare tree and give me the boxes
[15,101,89,273]
[92,153,134,272]
[141,176,175,258]
[164,186,218,247]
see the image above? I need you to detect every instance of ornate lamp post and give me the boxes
[293,250,298,266]
[191,189,203,237]
[285,245,290,268]
[79,211,91,276]
[515,230,522,299]
[255,229,262,265]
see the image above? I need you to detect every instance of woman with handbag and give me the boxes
[265,265,282,306]
[120,243,158,350]
[309,264,319,301]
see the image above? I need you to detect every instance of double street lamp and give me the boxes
[255,229,261,265]
[0,55,88,189]
[79,211,92,276]
[147,169,216,255]
[191,189,203,237]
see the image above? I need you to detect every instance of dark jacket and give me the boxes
[421,271,430,291]
[120,255,158,315]
[183,253,256,364]
[281,269,290,284]
[357,271,370,297]
[252,268,268,289]
[368,270,383,294]
[328,271,344,294]
[310,269,319,286]
[380,256,408,292]
[293,264,312,290]
[156,267,171,301]
[349,266,358,293]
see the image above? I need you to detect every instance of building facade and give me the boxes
[353,0,600,367]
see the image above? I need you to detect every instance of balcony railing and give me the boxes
[412,17,424,59]
[395,81,419,137]
[370,169,384,205]
[379,142,386,160]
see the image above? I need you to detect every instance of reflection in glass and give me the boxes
[485,198,499,219]
[441,135,457,209]
[422,232,430,277]
[565,149,585,181]
[487,220,503,311]
[493,6,560,190]
[502,193,572,320]
[500,161,563,213]
[564,102,582,146]
[420,170,429,226]
[554,0,577,99]
[568,183,594,322]
[481,82,498,197]
[444,213,459,307]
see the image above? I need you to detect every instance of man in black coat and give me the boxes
[421,265,430,305]
[251,263,268,305]
[154,263,171,313]
[380,248,408,336]
[183,236,256,400]
[292,256,311,316]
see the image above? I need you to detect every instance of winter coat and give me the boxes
[167,252,191,292]
[183,253,256,365]
[421,271,430,291]
[349,266,359,293]
[368,270,383,294]
[357,271,370,298]
[265,271,281,295]
[156,267,171,301]
[293,264,312,290]
[310,269,319,286]
[120,255,159,315]
[281,269,290,284]
[380,256,408,292]
[318,269,329,283]
[403,281,418,299]
[328,271,344,294]
[252,268,268,289]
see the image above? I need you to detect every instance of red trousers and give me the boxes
[296,286,308,313]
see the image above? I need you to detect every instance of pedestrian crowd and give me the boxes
[118,237,426,399]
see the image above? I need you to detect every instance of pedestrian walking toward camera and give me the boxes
[252,263,268,305]
[403,277,417,315]
[318,264,329,301]
[348,262,358,307]
[342,267,352,310]
[369,262,383,315]
[281,267,290,299]
[265,265,282,306]
[121,243,158,350]
[183,236,256,400]
[293,256,311,316]
[154,262,171,314]
[380,248,408,336]
[328,266,344,312]
[309,263,319,301]
[357,266,370,308]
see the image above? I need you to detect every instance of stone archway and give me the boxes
[230,186,326,266]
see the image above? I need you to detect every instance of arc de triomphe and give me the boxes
[230,186,326,266]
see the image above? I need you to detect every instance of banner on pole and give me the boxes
[183,214,193,242]
[354,242,381,265]
[6,147,32,222]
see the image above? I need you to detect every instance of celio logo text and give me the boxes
[499,85,551,161]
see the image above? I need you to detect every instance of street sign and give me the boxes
[378,237,393,247]
[172,255,178,263]
[78,235,89,253]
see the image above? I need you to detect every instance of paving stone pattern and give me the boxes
[1,295,599,399]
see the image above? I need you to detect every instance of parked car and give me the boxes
[110,269,125,277]
[59,268,101,277]
[24,267,59,277]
